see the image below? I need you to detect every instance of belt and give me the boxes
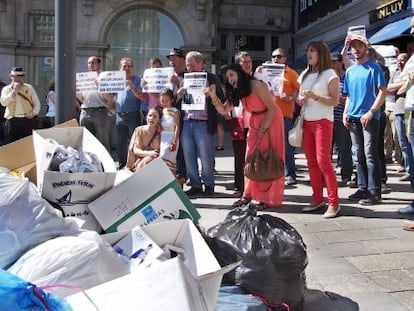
[187,119,207,122]
[82,106,107,111]
[117,111,140,116]
[251,109,267,116]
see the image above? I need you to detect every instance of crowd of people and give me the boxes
[2,12,414,229]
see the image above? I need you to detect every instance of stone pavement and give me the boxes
[186,140,414,311]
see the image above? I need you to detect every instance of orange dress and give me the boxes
[241,93,285,207]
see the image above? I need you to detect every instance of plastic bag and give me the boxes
[47,139,104,173]
[0,269,73,311]
[8,232,129,297]
[204,204,308,311]
[59,150,104,173]
[215,285,268,311]
[0,174,80,269]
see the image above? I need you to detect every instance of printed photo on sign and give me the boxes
[261,63,285,96]
[142,67,174,93]
[98,71,126,93]
[76,71,98,92]
[113,224,163,270]
[183,72,207,111]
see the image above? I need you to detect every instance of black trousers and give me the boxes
[5,117,35,143]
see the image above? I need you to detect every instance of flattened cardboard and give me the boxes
[88,159,200,233]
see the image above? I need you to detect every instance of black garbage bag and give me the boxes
[204,204,308,311]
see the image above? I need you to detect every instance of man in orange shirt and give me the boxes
[271,48,300,185]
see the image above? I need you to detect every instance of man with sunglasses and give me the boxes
[270,48,300,186]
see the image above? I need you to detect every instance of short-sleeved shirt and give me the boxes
[116,75,142,113]
[275,65,300,118]
[343,60,386,121]
[298,68,338,122]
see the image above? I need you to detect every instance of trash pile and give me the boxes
[0,124,308,311]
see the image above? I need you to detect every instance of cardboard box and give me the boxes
[67,219,239,311]
[32,127,117,231]
[88,159,201,233]
[0,119,78,184]
[66,257,208,310]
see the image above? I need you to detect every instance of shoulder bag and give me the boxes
[244,131,284,181]
[288,106,304,147]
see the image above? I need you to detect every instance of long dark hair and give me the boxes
[221,63,253,106]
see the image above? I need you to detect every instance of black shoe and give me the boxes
[359,195,381,206]
[348,189,368,201]
[185,187,203,197]
[203,186,214,197]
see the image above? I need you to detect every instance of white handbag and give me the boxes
[288,107,304,147]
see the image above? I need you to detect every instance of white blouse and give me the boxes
[298,69,338,122]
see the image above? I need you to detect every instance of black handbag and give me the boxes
[244,131,284,181]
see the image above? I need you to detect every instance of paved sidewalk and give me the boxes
[188,142,414,310]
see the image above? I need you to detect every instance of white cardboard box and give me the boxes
[32,127,117,231]
[0,119,79,184]
[66,219,238,311]
[88,159,200,233]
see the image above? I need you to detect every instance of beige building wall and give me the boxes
[0,0,295,99]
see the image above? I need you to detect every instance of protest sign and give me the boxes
[98,71,126,93]
[76,71,98,92]
[142,67,174,93]
[347,25,366,39]
[183,72,207,111]
[261,63,285,96]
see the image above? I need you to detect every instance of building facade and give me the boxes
[0,0,295,101]
[293,0,414,67]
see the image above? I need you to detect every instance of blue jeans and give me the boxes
[116,111,141,168]
[349,118,381,197]
[181,120,215,188]
[333,120,353,181]
[395,114,414,185]
[284,117,296,179]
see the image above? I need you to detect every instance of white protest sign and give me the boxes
[98,71,126,93]
[261,63,285,96]
[372,45,398,75]
[142,67,174,93]
[183,72,207,111]
[76,71,98,92]
[347,25,366,39]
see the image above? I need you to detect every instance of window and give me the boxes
[29,13,54,42]
[105,9,184,74]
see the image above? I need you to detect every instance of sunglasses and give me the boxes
[272,54,284,58]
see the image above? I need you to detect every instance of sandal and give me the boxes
[256,202,268,211]
[403,222,414,231]
[232,197,252,207]
[232,190,243,198]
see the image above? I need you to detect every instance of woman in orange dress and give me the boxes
[205,63,285,208]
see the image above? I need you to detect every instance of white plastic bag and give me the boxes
[8,232,129,297]
[0,174,80,269]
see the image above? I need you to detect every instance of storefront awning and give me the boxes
[369,17,411,44]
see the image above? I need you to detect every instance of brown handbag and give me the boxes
[244,131,284,181]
